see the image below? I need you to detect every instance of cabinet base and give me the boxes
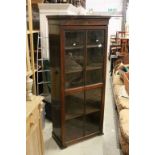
[52,131,103,149]
[52,132,67,149]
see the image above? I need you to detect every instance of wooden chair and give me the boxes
[108,34,120,60]
[109,31,129,75]
[120,38,129,55]
[116,31,128,45]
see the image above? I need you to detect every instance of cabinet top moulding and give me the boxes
[47,15,110,19]
[47,15,110,26]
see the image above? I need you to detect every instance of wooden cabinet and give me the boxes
[47,15,110,148]
[26,96,44,155]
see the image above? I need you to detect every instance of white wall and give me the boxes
[86,0,123,36]
[108,17,122,35]
[86,0,123,54]
[86,0,122,13]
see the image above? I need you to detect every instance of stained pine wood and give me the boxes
[26,95,44,155]
[27,0,36,94]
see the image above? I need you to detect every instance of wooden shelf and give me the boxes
[65,46,84,50]
[87,44,103,48]
[65,92,100,120]
[65,63,102,74]
[86,65,102,71]
[64,118,83,142]
[65,68,83,74]
[65,114,100,142]
[66,108,99,120]
[65,83,103,94]
[65,44,103,50]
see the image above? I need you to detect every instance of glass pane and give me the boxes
[84,89,101,135]
[65,92,84,120]
[86,69,103,85]
[65,92,84,141]
[85,88,101,114]
[49,24,61,139]
[87,30,104,45]
[65,31,84,47]
[65,71,84,88]
[65,31,84,89]
[86,30,104,85]
[65,117,84,142]
[85,112,100,135]
[87,47,103,68]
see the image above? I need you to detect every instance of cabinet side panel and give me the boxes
[49,22,61,139]
[100,28,108,132]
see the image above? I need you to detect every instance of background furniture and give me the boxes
[48,15,110,148]
[26,96,44,155]
[38,3,78,59]
[112,63,129,155]
[27,0,38,94]
[26,2,45,155]
[27,0,49,97]
[109,31,129,76]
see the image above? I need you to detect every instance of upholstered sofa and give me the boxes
[112,63,129,155]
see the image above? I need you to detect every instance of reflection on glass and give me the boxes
[87,30,104,45]
[87,47,103,68]
[65,92,84,120]
[85,88,101,114]
[65,71,84,88]
[65,117,84,142]
[65,49,84,73]
[65,31,84,47]
[65,49,84,88]
[64,92,84,141]
[65,33,84,88]
[86,69,103,85]
[85,89,101,135]
[85,112,100,135]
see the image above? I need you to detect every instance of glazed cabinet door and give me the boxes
[64,91,85,142]
[85,29,106,135]
[64,31,85,89]
[84,88,102,135]
[64,31,85,143]
[86,30,105,85]
[62,28,107,141]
